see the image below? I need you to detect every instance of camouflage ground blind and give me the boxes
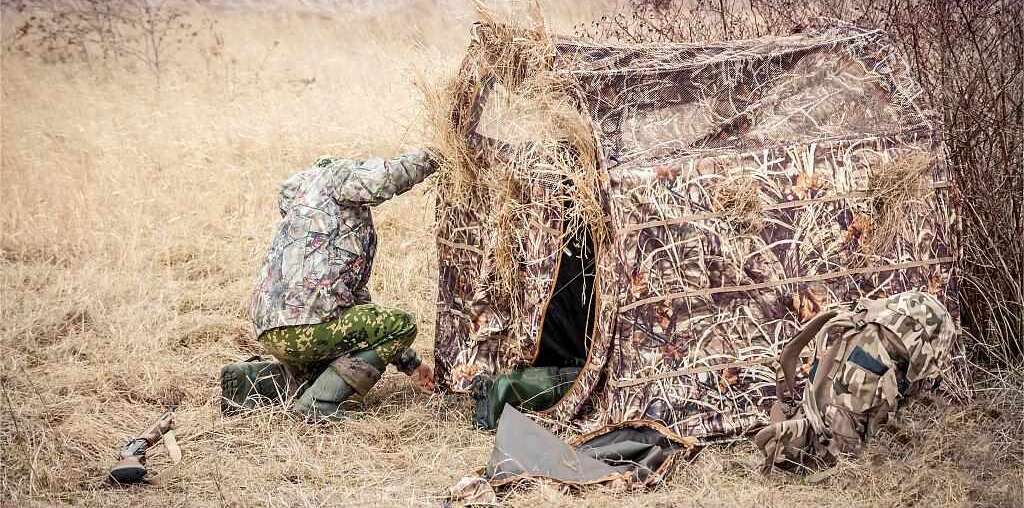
[434,23,957,444]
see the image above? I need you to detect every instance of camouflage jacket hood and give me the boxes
[250,151,436,337]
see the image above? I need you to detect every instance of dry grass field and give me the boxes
[1,1,1021,506]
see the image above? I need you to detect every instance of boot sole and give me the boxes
[220,364,255,416]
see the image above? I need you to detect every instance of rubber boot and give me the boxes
[472,367,581,430]
[292,350,385,423]
[220,357,297,415]
[470,374,497,430]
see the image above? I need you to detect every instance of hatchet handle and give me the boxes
[118,409,175,459]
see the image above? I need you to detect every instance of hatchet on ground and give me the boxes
[108,408,181,484]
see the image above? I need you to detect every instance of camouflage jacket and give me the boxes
[250,151,437,337]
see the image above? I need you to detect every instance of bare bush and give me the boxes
[580,0,1024,376]
[577,0,767,41]
[5,0,219,87]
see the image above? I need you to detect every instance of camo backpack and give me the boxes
[754,290,956,471]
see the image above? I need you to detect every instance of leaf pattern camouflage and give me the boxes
[250,151,436,337]
[434,24,959,444]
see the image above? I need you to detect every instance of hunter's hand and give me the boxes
[410,363,434,393]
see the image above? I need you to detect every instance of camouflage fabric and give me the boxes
[754,291,956,470]
[436,148,570,389]
[434,24,960,443]
[260,303,421,376]
[249,151,437,337]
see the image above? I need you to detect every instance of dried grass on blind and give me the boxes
[863,153,933,255]
[421,5,606,310]
[710,174,764,235]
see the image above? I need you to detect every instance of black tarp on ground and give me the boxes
[486,406,690,486]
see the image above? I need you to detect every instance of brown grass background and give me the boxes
[1,1,1021,506]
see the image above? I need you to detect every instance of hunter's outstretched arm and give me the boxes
[322,150,438,207]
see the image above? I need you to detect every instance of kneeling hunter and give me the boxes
[220,150,438,422]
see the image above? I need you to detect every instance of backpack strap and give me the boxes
[772,310,838,421]
[802,314,861,437]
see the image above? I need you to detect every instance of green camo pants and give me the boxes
[260,304,417,376]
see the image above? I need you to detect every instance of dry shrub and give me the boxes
[578,0,758,42]
[4,0,220,87]
[582,0,1024,380]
